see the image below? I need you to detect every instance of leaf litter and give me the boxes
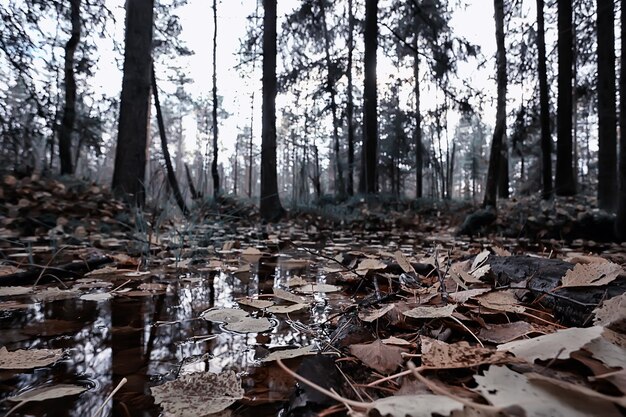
[1,176,626,416]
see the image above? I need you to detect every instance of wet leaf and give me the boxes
[237,297,274,309]
[475,290,525,313]
[0,347,64,369]
[420,336,513,369]
[350,339,406,374]
[7,384,86,403]
[273,287,307,303]
[260,345,317,362]
[356,258,387,273]
[151,371,244,416]
[266,303,308,314]
[224,317,273,333]
[80,292,112,302]
[358,304,396,322]
[294,283,341,294]
[0,286,32,297]
[0,300,32,310]
[478,321,534,343]
[201,308,249,323]
[31,287,80,302]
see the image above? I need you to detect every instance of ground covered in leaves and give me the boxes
[0,174,625,417]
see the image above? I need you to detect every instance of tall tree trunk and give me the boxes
[498,135,509,198]
[112,0,154,204]
[412,3,423,199]
[616,0,626,239]
[536,0,552,199]
[597,0,617,210]
[58,0,81,175]
[185,163,201,199]
[211,0,220,198]
[555,0,576,195]
[360,0,378,194]
[260,0,284,222]
[152,68,189,215]
[318,0,344,197]
[346,0,355,196]
[483,0,507,208]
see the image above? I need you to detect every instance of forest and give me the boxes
[0,0,626,416]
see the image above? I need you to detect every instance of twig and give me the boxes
[92,377,128,417]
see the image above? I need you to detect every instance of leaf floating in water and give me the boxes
[0,347,65,370]
[224,317,274,333]
[294,283,342,294]
[79,292,113,302]
[237,297,274,309]
[151,371,244,417]
[201,308,249,323]
[266,303,309,314]
[260,345,317,362]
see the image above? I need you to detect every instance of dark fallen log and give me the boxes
[0,255,113,286]
[457,207,497,236]
[487,255,626,326]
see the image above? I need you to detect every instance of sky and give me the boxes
[91,0,506,159]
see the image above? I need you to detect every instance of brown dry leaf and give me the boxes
[358,304,396,322]
[0,286,32,297]
[403,304,456,319]
[266,303,308,314]
[450,262,482,285]
[381,336,414,346]
[470,264,491,280]
[448,288,490,303]
[224,317,274,333]
[491,246,512,256]
[474,290,525,313]
[582,328,626,368]
[356,258,387,273]
[241,247,263,256]
[371,394,464,417]
[478,321,534,344]
[593,293,626,331]
[394,251,416,275]
[294,283,341,294]
[0,347,64,369]
[561,262,623,288]
[201,308,249,323]
[471,250,490,270]
[593,370,626,395]
[283,276,308,287]
[138,283,167,292]
[31,287,80,302]
[474,365,622,417]
[420,336,513,369]
[349,339,407,374]
[7,384,86,404]
[497,325,604,362]
[260,345,317,362]
[0,300,32,310]
[151,371,244,416]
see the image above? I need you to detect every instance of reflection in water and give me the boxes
[0,250,340,416]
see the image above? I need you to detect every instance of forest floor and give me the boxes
[0,173,625,417]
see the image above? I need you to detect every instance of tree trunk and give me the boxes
[360,0,378,195]
[260,0,284,222]
[616,0,626,239]
[555,0,576,195]
[112,0,154,205]
[536,0,552,199]
[185,163,201,199]
[58,0,81,175]
[498,135,509,198]
[483,0,507,208]
[152,67,188,215]
[319,0,344,198]
[211,0,220,199]
[346,0,355,196]
[597,0,617,210]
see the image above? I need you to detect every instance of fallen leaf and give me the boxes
[394,251,416,275]
[350,339,406,374]
[273,287,307,303]
[526,372,626,407]
[358,304,396,322]
[593,293,626,331]
[561,262,623,288]
[151,371,243,416]
[371,394,464,417]
[237,297,274,309]
[266,303,309,314]
[420,337,513,369]
[478,321,534,344]
[294,283,341,294]
[356,258,387,273]
[80,292,113,302]
[0,286,32,297]
[498,325,604,361]
[0,347,64,369]
[201,308,249,323]
[31,287,80,302]
[403,304,456,319]
[475,290,525,313]
[7,384,86,404]
[582,328,626,368]
[381,336,413,346]
[224,317,274,333]
[471,250,490,271]
[260,345,317,362]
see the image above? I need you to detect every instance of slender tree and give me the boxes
[58,0,81,175]
[152,67,189,215]
[536,0,552,199]
[616,0,626,239]
[411,1,423,199]
[346,0,355,196]
[260,0,284,221]
[597,0,616,210]
[112,0,155,204]
[211,0,220,198]
[555,0,576,195]
[360,0,378,194]
[483,0,507,208]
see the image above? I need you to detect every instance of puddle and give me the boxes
[0,253,338,416]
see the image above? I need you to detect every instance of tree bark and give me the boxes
[536,0,553,199]
[260,0,284,222]
[616,0,626,239]
[412,5,423,199]
[555,0,576,195]
[597,0,617,210]
[360,0,378,195]
[58,0,81,175]
[112,0,154,205]
[483,0,507,208]
[346,0,355,196]
[211,0,220,199]
[319,0,344,198]
[152,67,189,215]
